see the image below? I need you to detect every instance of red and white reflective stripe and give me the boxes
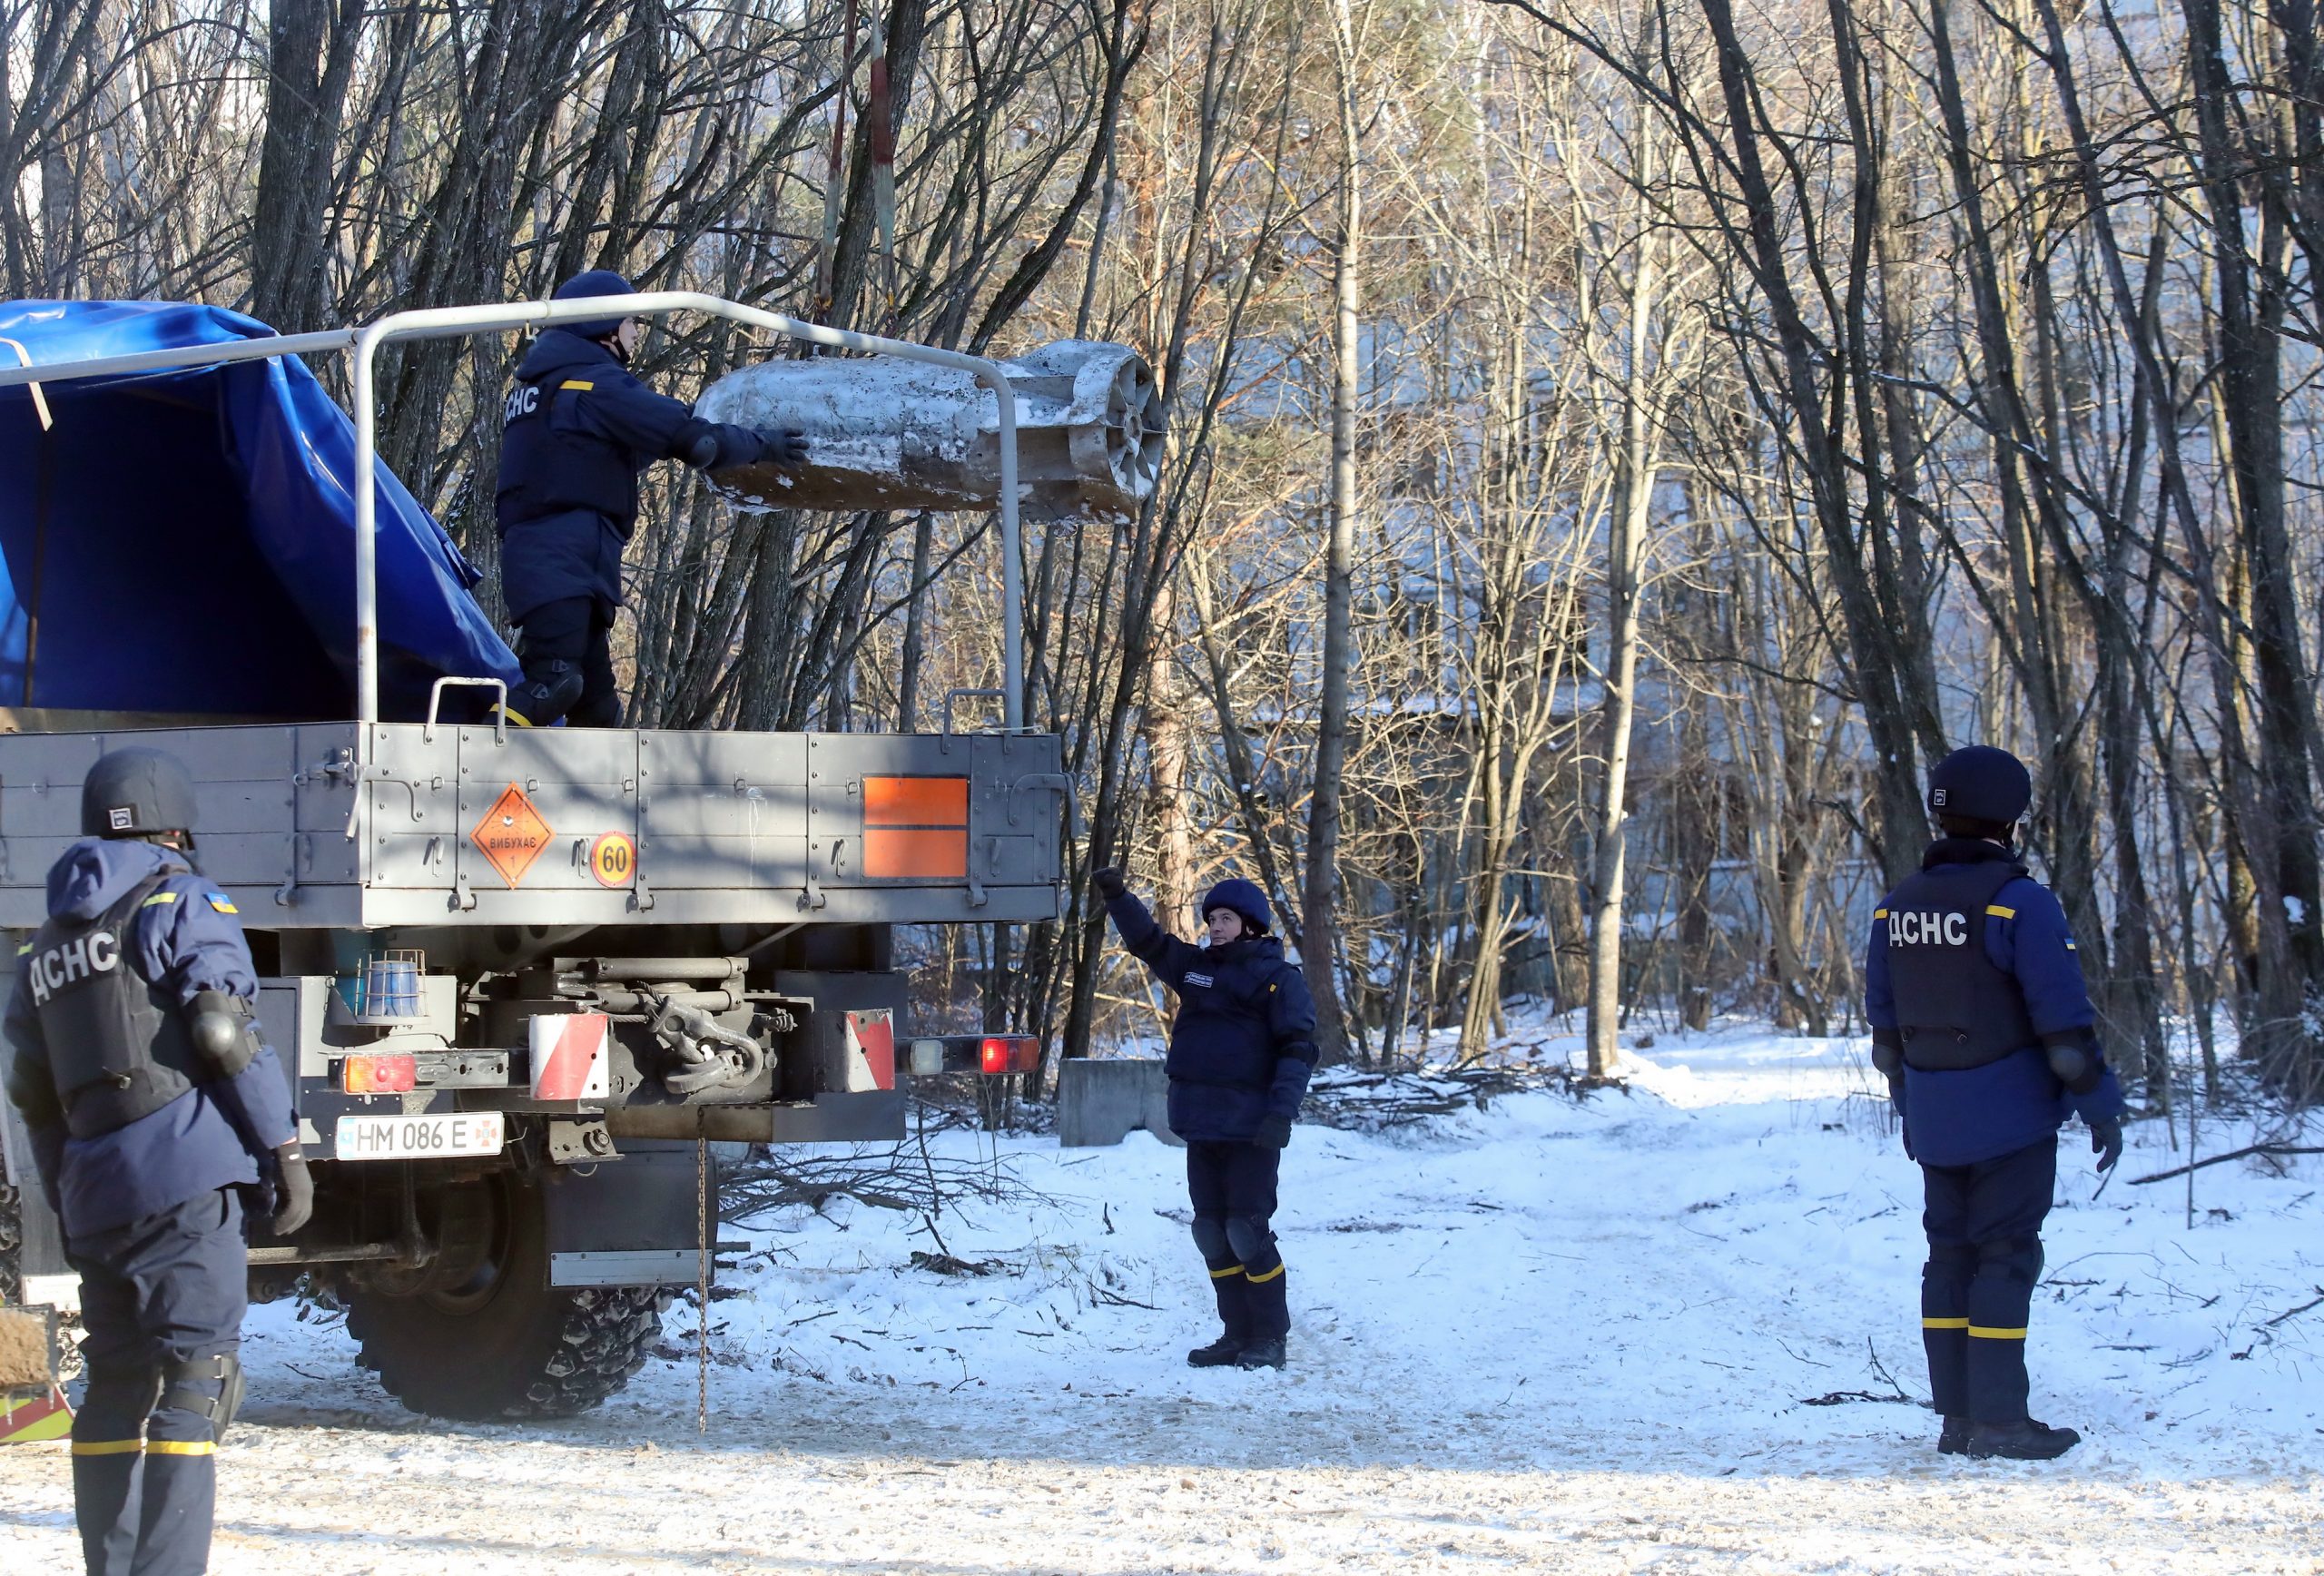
[844,1010,896,1091]
[529,1013,610,1099]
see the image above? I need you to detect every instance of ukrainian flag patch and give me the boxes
[204,892,239,914]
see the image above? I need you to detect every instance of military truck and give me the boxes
[0,293,1131,1420]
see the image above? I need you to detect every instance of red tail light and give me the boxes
[979,1036,1039,1075]
[341,1053,419,1094]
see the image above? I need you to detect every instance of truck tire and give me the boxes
[345,1175,673,1421]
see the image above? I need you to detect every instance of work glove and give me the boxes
[270,1142,313,1236]
[1093,865,1128,901]
[755,427,810,468]
[1253,1113,1294,1150]
[2087,1116,2123,1175]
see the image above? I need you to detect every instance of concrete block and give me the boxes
[1057,1058,1180,1148]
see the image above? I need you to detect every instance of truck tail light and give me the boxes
[979,1036,1039,1075]
[341,1053,418,1094]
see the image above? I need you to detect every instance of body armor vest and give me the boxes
[27,873,204,1138]
[1880,859,2038,1071]
[496,374,642,533]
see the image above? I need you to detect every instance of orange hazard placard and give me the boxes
[861,775,969,879]
[588,832,637,888]
[471,783,554,887]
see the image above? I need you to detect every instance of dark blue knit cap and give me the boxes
[553,270,636,339]
[1201,877,1271,936]
[1926,745,2032,824]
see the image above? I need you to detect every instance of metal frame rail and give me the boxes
[0,294,1026,751]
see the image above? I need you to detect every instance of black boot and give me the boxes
[1965,1418,2081,1461]
[1937,1415,1969,1454]
[1187,1333,1243,1367]
[497,658,584,728]
[1187,1265,1249,1367]
[1238,1261,1288,1369]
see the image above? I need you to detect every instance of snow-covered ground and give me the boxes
[5,1023,2320,1573]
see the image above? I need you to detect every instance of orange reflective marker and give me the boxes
[341,1053,419,1094]
[471,783,553,887]
[861,776,968,880]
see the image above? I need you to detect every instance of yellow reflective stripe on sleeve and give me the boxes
[70,1439,144,1457]
[1920,1316,1969,1330]
[1985,904,2016,919]
[1245,1264,1285,1285]
[559,379,595,391]
[143,891,179,906]
[1207,1263,1246,1280]
[1967,1325,2028,1340]
[1874,908,1888,920]
[144,1440,216,1457]
[14,941,30,956]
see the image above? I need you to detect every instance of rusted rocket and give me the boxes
[693,340,1165,520]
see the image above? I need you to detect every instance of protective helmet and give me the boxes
[552,270,636,340]
[1200,877,1272,937]
[1926,745,2032,825]
[82,748,199,839]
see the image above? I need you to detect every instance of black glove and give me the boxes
[1093,865,1127,901]
[2088,1116,2123,1174]
[270,1142,313,1236]
[756,427,808,468]
[1253,1112,1293,1149]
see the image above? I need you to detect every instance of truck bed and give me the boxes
[0,722,1067,929]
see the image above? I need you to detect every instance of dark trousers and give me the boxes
[1186,1140,1287,1341]
[1921,1137,2056,1424]
[517,596,620,727]
[65,1187,247,1576]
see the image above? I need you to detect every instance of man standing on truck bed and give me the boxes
[494,270,809,727]
[1095,867,1316,1370]
[2,748,310,1575]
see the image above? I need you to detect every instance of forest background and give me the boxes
[7,0,2320,1107]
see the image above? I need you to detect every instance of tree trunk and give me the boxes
[1302,0,1362,1067]
[1584,218,1659,1081]
[251,0,364,331]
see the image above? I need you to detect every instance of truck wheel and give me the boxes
[344,1175,674,1421]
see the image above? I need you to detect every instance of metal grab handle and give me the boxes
[943,688,1007,741]
[425,676,509,744]
[1008,773,1083,838]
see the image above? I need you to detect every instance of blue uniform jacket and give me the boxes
[1106,892,1318,1142]
[3,839,296,1236]
[493,330,744,619]
[1865,846,2126,1167]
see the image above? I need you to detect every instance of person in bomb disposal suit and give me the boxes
[2,749,308,1576]
[493,270,808,728]
[1865,745,2127,1462]
[1094,868,1317,1369]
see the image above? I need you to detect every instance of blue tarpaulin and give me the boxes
[0,300,518,721]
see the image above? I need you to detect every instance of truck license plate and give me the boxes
[332,1111,505,1161]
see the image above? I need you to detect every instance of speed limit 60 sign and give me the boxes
[589,832,638,888]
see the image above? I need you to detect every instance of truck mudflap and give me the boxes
[543,1142,705,1289]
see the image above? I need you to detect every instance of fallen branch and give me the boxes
[1301,1064,1597,1133]
[2261,1288,2324,1329]
[722,1137,1042,1223]
[2127,1144,2324,1186]
[909,1249,1005,1278]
